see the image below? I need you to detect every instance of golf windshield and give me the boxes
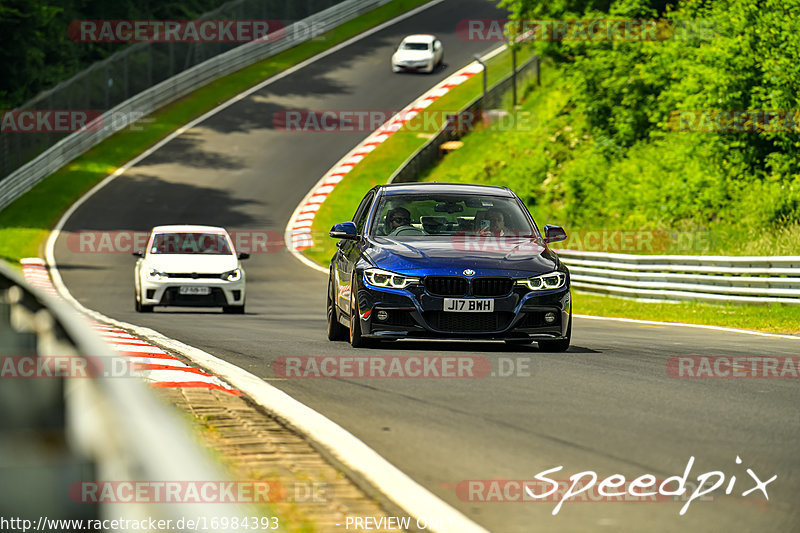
[402,42,431,51]
[150,232,232,255]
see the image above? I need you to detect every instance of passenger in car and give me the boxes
[483,208,507,236]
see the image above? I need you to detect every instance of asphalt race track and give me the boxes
[53,1,800,531]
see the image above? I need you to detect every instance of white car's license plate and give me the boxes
[179,286,210,295]
[443,298,494,312]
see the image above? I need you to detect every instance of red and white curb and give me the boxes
[284,50,507,258]
[21,258,241,395]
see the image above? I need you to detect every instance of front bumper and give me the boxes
[355,281,570,341]
[392,60,432,72]
[139,278,245,308]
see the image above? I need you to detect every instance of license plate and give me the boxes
[179,286,210,295]
[443,298,494,312]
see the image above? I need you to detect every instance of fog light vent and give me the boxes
[544,312,557,324]
[376,310,389,322]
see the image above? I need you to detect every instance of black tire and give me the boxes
[327,276,347,341]
[349,279,371,348]
[135,293,153,313]
[538,313,571,352]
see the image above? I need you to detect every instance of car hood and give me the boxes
[366,237,560,276]
[393,49,434,61]
[143,254,238,274]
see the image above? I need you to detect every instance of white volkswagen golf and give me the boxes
[133,225,248,314]
[392,34,444,73]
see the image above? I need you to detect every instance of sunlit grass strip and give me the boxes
[574,291,800,335]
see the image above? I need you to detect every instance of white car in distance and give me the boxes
[392,34,444,73]
[133,225,248,314]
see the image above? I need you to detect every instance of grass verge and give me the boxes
[0,0,432,264]
[574,291,800,335]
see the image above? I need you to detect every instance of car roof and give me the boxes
[402,34,436,43]
[150,225,228,233]
[377,182,514,197]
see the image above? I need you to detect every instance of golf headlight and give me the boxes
[364,268,419,289]
[146,268,167,281]
[517,272,567,291]
[222,268,242,282]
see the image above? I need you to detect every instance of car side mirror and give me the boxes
[238,252,250,260]
[132,250,144,258]
[330,222,358,240]
[544,225,567,244]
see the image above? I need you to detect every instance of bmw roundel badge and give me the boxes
[463,269,475,276]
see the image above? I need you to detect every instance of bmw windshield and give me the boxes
[370,193,537,239]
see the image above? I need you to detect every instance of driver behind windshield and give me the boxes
[386,207,416,236]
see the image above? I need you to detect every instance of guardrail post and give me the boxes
[512,47,517,106]
[473,55,487,113]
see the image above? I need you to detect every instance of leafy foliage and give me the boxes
[0,0,240,109]
[480,0,800,244]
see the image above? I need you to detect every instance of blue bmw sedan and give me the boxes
[327,183,571,350]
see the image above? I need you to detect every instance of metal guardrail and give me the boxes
[389,52,540,184]
[0,0,394,212]
[556,249,800,305]
[0,261,250,531]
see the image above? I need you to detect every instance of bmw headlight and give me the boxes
[222,268,242,282]
[364,268,419,289]
[516,272,567,291]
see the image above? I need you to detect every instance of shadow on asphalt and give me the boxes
[357,340,601,354]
